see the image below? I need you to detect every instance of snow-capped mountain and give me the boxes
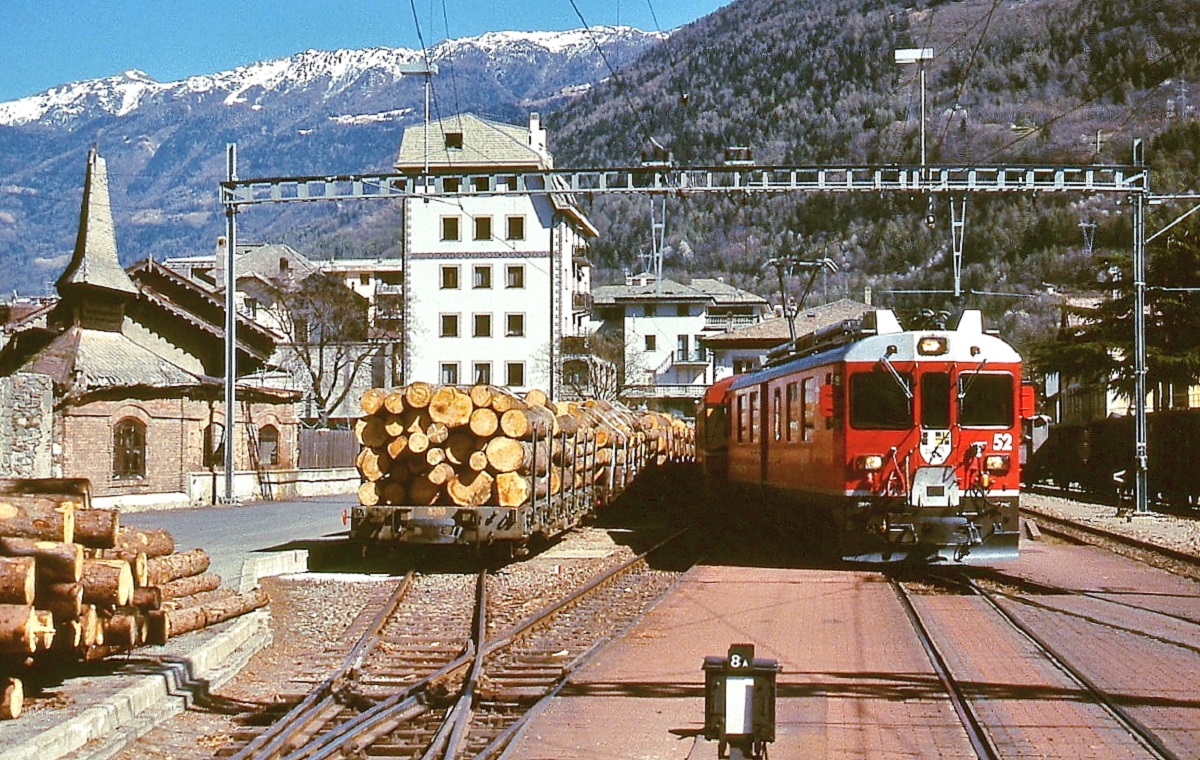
[0,27,665,128]
[0,27,665,295]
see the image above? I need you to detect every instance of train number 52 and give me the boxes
[992,432,1014,451]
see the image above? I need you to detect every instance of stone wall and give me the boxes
[0,373,54,477]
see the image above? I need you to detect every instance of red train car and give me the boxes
[699,309,1032,563]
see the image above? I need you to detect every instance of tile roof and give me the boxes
[395,113,545,169]
[702,299,873,346]
[592,276,769,306]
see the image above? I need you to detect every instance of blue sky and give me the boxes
[0,0,733,102]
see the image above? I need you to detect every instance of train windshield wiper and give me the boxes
[958,358,989,400]
[880,351,913,401]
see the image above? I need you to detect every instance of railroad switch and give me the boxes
[702,643,780,759]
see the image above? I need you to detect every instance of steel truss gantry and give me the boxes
[220,149,1156,513]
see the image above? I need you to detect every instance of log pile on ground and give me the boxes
[0,478,268,720]
[355,383,695,508]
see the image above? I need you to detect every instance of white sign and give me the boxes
[725,676,755,735]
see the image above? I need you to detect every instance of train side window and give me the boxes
[736,394,746,443]
[785,382,799,442]
[802,377,817,441]
[959,373,1014,426]
[921,372,951,429]
[749,391,760,443]
[772,387,782,441]
[850,371,913,429]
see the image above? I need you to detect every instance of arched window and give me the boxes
[113,418,146,479]
[203,423,225,468]
[258,425,279,466]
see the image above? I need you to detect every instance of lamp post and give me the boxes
[399,62,439,174]
[894,48,934,168]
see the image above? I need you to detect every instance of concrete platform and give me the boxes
[504,565,975,760]
[0,550,309,760]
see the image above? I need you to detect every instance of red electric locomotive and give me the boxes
[698,309,1033,563]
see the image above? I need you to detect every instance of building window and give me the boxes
[259,425,279,466]
[505,313,525,337]
[203,423,224,468]
[506,216,525,240]
[440,265,460,289]
[474,216,492,241]
[474,362,492,384]
[443,177,461,193]
[472,176,490,192]
[644,304,657,317]
[506,264,525,289]
[473,265,492,289]
[473,313,492,337]
[445,132,464,150]
[645,334,657,351]
[677,335,689,357]
[676,304,689,317]
[441,362,460,384]
[440,313,460,337]
[113,418,146,479]
[506,362,525,387]
[441,216,461,241]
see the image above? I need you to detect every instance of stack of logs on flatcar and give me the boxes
[0,478,268,720]
[355,383,695,508]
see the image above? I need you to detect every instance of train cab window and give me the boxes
[958,373,1014,426]
[921,372,951,429]
[748,391,760,442]
[850,371,913,429]
[772,388,782,441]
[785,382,799,441]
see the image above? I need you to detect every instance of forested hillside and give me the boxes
[548,0,1200,348]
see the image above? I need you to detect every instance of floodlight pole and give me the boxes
[895,48,934,170]
[399,63,439,174]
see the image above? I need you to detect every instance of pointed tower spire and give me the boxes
[56,147,137,299]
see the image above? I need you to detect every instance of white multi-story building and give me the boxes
[395,113,597,393]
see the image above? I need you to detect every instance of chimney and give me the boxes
[528,112,550,165]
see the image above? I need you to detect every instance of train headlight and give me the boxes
[984,454,1011,475]
[856,454,884,472]
[917,336,948,355]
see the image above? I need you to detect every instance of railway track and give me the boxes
[225,528,695,759]
[892,572,1184,760]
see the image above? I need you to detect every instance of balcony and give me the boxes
[704,314,761,331]
[571,291,594,311]
[654,350,712,375]
[622,383,708,400]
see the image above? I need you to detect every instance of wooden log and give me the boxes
[443,433,475,466]
[355,447,391,482]
[0,605,50,654]
[524,388,549,408]
[425,447,447,467]
[360,387,387,415]
[102,614,140,650]
[489,390,527,414]
[81,559,133,607]
[407,431,430,455]
[383,390,407,415]
[0,538,82,583]
[428,386,472,428]
[0,676,22,720]
[357,481,381,507]
[468,450,489,472]
[0,557,34,606]
[380,480,406,506]
[354,416,388,448]
[146,548,211,586]
[556,413,580,436]
[468,384,494,408]
[159,572,222,600]
[446,471,494,507]
[408,478,442,507]
[469,407,499,437]
[427,463,456,487]
[80,605,101,647]
[112,527,175,558]
[525,441,550,477]
[0,498,74,543]
[426,422,450,445]
[404,381,433,409]
[500,409,549,440]
[164,587,268,639]
[162,587,236,612]
[485,437,526,473]
[72,508,120,549]
[495,472,531,507]
[386,434,410,460]
[36,581,82,620]
[144,610,170,646]
[383,413,407,438]
[131,586,163,611]
[34,610,55,651]
[53,618,82,652]
[401,407,431,434]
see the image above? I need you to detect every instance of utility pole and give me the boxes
[223,143,238,504]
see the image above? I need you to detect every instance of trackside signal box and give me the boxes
[703,643,780,759]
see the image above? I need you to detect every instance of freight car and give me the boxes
[348,385,694,557]
[698,309,1035,563]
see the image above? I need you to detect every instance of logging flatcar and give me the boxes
[348,386,693,557]
[698,309,1034,563]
